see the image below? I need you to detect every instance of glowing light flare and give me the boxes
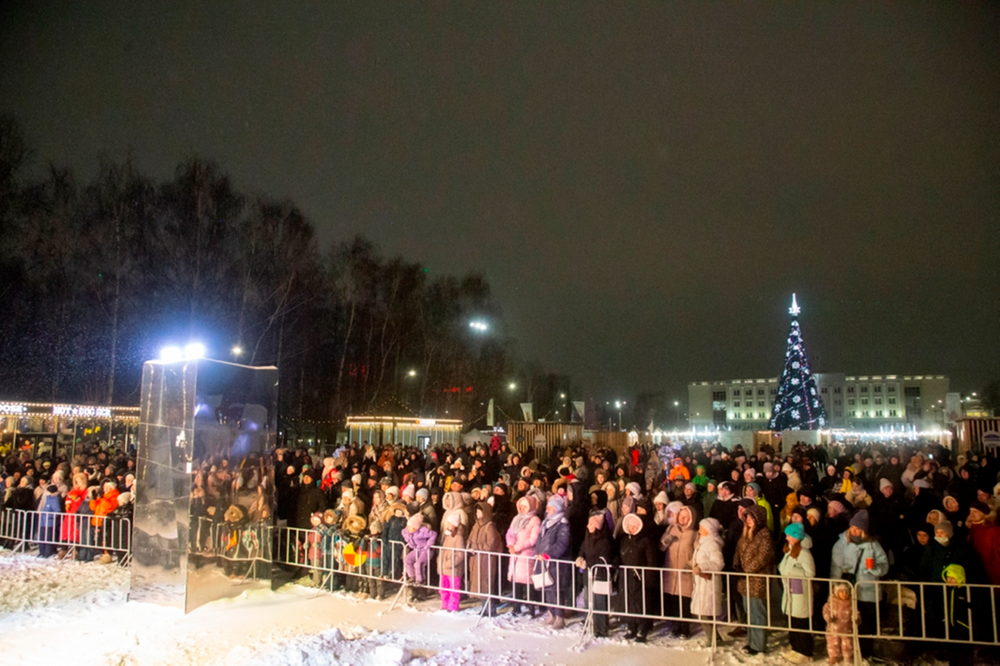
[185,343,206,359]
[160,346,183,362]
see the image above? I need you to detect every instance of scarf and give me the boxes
[542,508,565,531]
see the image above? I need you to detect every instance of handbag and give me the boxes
[532,570,554,589]
[591,558,613,595]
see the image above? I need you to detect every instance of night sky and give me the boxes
[2,2,998,403]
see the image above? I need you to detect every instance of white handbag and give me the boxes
[591,558,614,596]
[532,570,554,589]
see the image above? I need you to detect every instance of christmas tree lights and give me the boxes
[769,294,827,430]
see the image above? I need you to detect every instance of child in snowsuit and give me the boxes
[402,513,437,602]
[318,509,344,590]
[341,514,368,593]
[383,502,408,581]
[305,512,324,585]
[364,518,385,600]
[823,582,857,665]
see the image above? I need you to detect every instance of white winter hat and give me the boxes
[622,513,643,536]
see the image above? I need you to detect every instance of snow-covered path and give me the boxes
[0,552,777,665]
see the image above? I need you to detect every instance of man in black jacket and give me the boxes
[295,470,327,529]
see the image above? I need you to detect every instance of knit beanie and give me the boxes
[849,509,870,533]
[784,522,806,542]
[406,513,423,530]
[969,500,991,515]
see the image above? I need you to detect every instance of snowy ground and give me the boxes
[0,549,941,665]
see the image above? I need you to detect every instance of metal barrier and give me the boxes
[3,512,1000,663]
[0,508,30,550]
[865,579,1000,648]
[0,509,131,564]
[274,525,587,620]
[587,562,859,658]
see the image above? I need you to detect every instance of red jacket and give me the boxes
[968,520,1000,585]
[62,488,88,542]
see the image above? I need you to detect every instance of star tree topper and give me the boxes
[789,293,801,317]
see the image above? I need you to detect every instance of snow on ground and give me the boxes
[0,549,854,665]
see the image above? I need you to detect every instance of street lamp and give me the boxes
[673,400,680,427]
[508,383,517,391]
[614,400,626,430]
[408,369,417,377]
[231,345,243,358]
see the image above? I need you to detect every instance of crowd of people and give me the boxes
[276,437,1000,664]
[5,436,1000,664]
[2,445,134,562]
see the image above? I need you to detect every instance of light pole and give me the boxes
[615,401,626,431]
[673,400,680,428]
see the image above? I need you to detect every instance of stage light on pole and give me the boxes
[469,320,489,332]
[160,346,183,362]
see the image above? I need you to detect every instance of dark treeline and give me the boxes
[0,116,570,425]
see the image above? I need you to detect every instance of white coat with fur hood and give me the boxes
[690,518,725,617]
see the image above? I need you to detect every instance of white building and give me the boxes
[688,374,950,431]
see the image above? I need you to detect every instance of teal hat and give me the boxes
[784,522,806,542]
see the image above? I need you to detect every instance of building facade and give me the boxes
[688,374,949,431]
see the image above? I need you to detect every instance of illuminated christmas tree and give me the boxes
[769,294,827,430]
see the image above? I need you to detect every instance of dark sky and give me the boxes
[2,2,998,403]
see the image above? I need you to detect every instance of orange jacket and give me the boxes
[668,460,690,482]
[89,488,120,525]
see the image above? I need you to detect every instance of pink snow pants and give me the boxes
[826,633,852,662]
[440,575,461,611]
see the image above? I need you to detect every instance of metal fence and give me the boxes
[275,525,588,620]
[0,508,131,564]
[3,512,1000,663]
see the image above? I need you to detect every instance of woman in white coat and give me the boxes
[777,522,815,663]
[690,517,726,645]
